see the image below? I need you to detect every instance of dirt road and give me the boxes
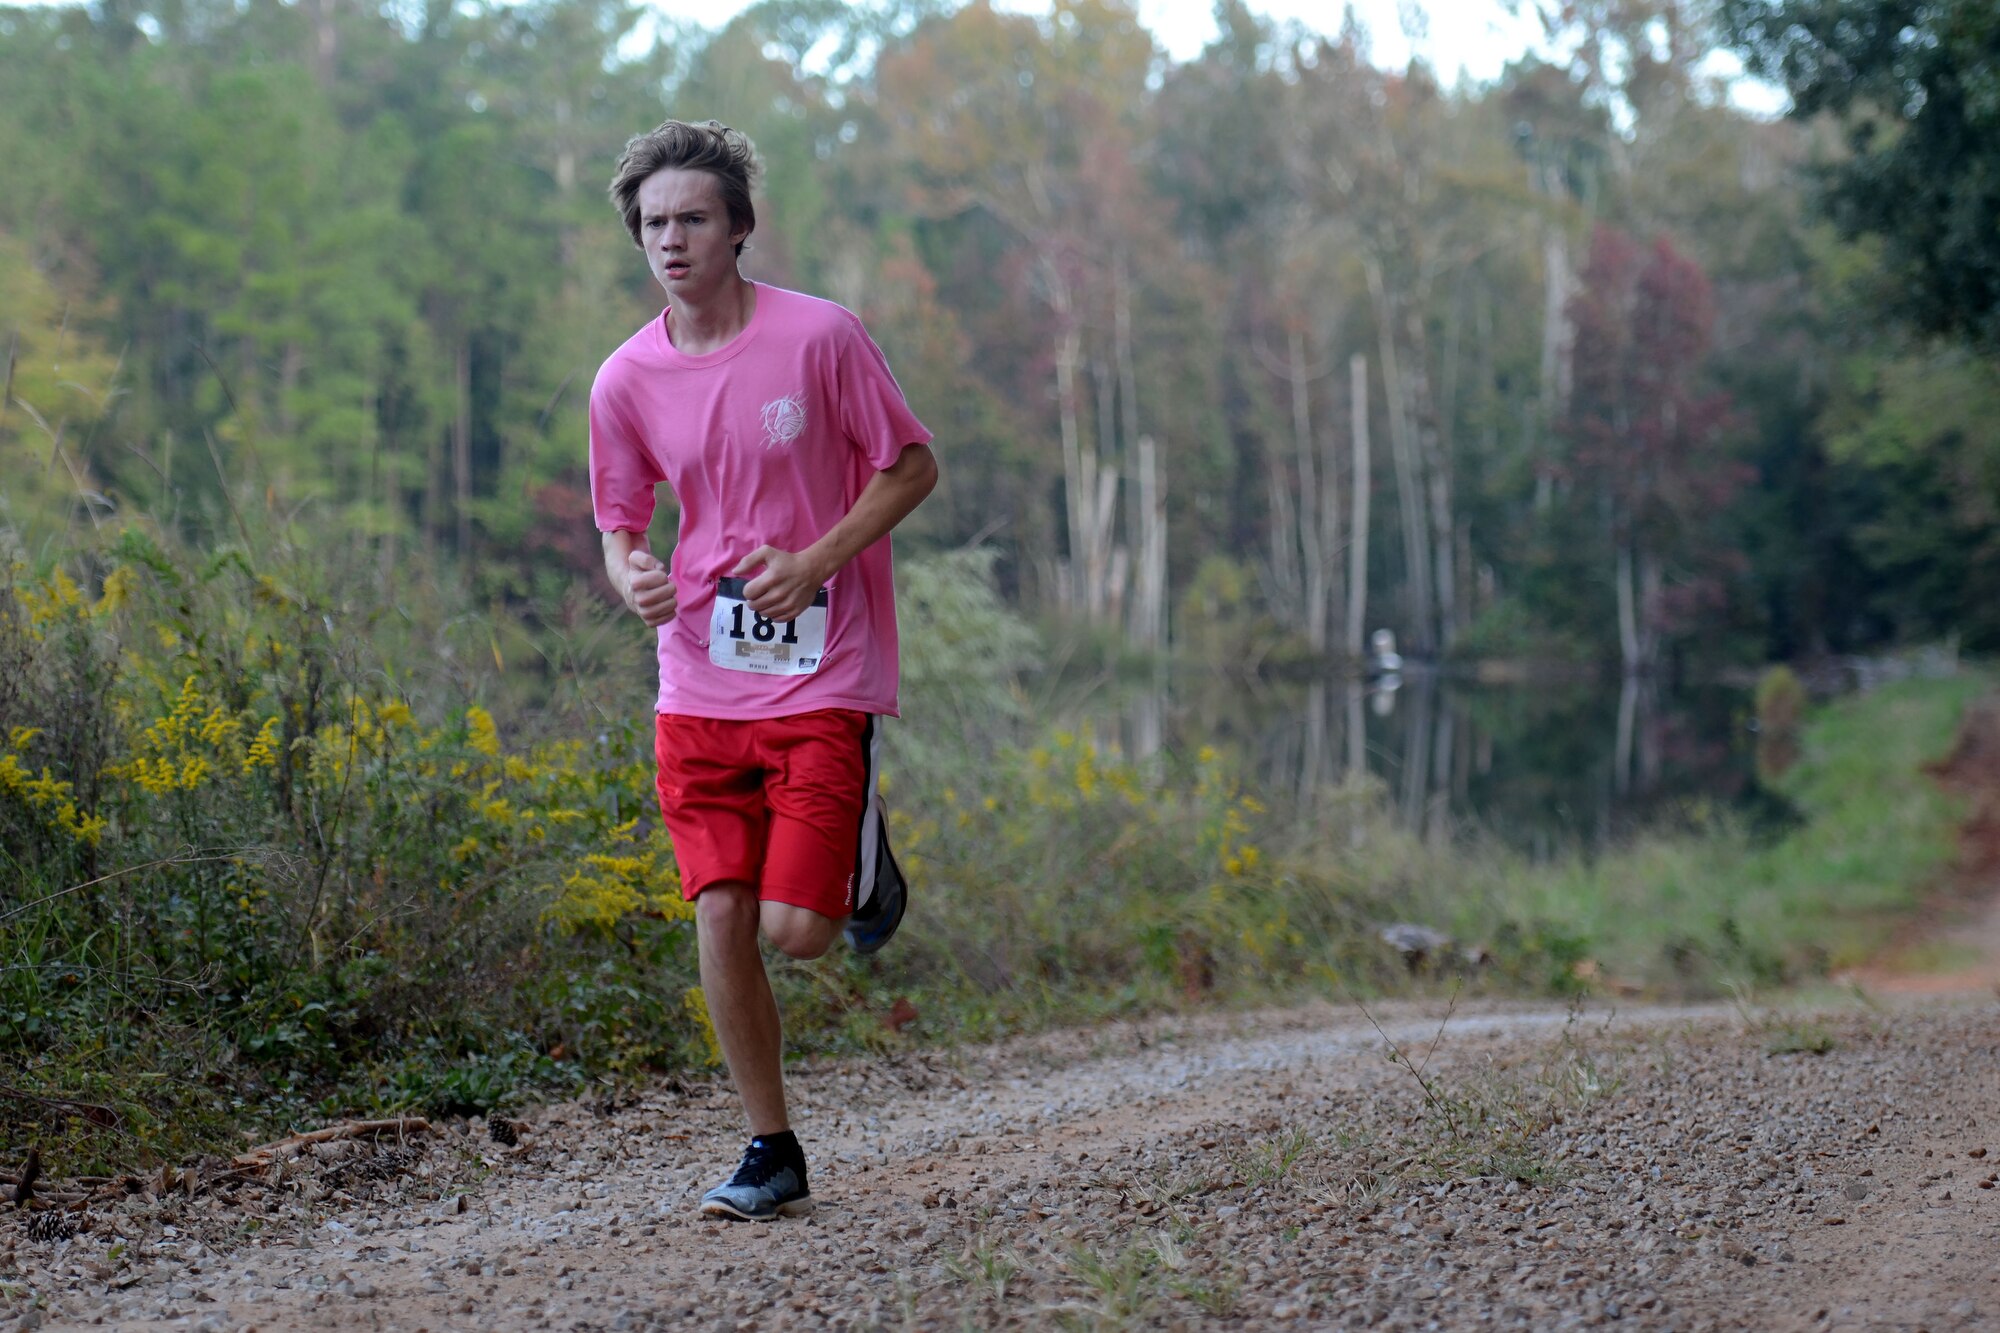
[9,991,1997,1332]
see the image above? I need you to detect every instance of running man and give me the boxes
[588,119,937,1221]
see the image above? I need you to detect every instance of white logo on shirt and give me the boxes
[760,393,807,448]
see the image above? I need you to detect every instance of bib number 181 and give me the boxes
[725,602,801,645]
[708,576,829,676]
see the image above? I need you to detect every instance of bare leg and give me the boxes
[760,901,846,960]
[695,882,789,1136]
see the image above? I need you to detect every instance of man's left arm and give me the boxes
[732,443,939,621]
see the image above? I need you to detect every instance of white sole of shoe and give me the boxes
[699,1195,815,1222]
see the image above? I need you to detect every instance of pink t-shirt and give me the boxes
[589,283,932,720]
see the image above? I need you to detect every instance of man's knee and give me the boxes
[762,905,839,960]
[695,882,760,942]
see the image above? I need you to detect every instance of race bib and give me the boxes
[707,576,829,676]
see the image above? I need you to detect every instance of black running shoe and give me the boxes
[699,1136,813,1221]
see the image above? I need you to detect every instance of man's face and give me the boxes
[637,168,747,304]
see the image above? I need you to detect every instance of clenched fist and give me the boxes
[731,545,832,623]
[621,549,678,626]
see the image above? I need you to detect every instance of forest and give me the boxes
[4,0,1994,672]
[1,0,1997,1158]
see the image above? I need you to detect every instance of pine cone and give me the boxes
[24,1209,79,1243]
[355,1147,419,1182]
[488,1118,523,1147]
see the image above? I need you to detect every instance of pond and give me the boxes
[1070,668,1785,857]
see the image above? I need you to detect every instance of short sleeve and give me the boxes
[836,317,933,472]
[588,371,664,533]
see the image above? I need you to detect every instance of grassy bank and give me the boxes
[0,526,1982,1176]
[1395,671,1986,990]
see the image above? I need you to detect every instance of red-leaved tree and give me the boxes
[1564,226,1745,674]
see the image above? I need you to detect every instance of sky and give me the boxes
[644,0,1791,116]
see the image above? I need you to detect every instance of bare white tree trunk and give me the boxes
[1046,260,1123,624]
[1636,666,1660,790]
[1615,669,1638,795]
[1346,679,1368,780]
[1115,254,1145,641]
[1346,354,1371,661]
[1090,357,1119,622]
[1367,261,1434,656]
[1321,366,1344,653]
[422,326,445,561]
[1423,423,1457,652]
[1401,298,1458,654]
[1536,222,1575,512]
[1639,544,1662,674]
[1616,540,1640,674]
[1130,683,1164,765]
[1289,331,1329,652]
[1046,260,1087,615]
[1267,448,1300,608]
[1131,433,1167,650]
[453,336,472,559]
[1090,462,1119,621]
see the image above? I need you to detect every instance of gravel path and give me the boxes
[5,993,1997,1331]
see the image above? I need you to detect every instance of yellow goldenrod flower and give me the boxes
[91,565,137,616]
[682,987,723,1066]
[0,752,104,845]
[198,707,241,749]
[465,705,501,757]
[243,716,281,772]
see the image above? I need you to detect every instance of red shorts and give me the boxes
[653,709,882,919]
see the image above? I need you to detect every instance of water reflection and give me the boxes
[1089,669,1772,857]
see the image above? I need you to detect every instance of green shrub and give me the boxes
[0,528,703,1163]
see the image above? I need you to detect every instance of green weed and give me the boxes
[1763,1023,1837,1056]
[1172,1271,1242,1318]
[1058,1237,1164,1327]
[1727,985,1840,1057]
[1236,1125,1315,1186]
[939,1233,1025,1303]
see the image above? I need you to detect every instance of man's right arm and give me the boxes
[602,529,678,627]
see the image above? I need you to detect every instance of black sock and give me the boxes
[749,1130,801,1161]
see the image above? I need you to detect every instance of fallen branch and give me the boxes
[232,1117,434,1168]
[188,1163,269,1199]
[0,1085,123,1128]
